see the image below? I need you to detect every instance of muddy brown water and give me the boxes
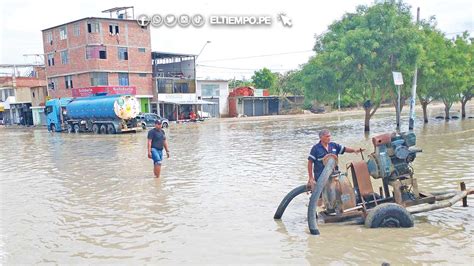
[1,106,473,264]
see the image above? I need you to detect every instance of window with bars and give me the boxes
[45,31,53,44]
[73,23,80,36]
[109,24,119,34]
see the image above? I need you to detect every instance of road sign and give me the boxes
[392,72,404,85]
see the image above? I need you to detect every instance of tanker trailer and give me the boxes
[46,94,141,134]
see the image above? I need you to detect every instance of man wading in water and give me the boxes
[147,120,170,178]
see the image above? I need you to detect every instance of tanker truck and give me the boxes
[45,94,141,134]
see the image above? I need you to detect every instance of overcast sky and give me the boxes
[1,0,472,79]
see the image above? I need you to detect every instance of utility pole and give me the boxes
[408,7,420,130]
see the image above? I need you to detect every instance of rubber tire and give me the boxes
[50,124,56,132]
[92,124,99,134]
[365,203,414,228]
[73,124,80,133]
[162,122,168,128]
[107,124,116,134]
[141,123,146,130]
[67,124,73,133]
[99,124,107,134]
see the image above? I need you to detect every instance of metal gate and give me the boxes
[202,98,220,118]
[244,100,253,116]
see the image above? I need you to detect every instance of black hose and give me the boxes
[307,157,336,235]
[274,185,307,219]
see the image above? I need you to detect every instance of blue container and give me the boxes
[66,94,139,120]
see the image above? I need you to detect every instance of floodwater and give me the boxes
[1,106,473,265]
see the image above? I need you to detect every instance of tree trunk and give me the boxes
[364,108,371,132]
[461,98,467,119]
[444,103,450,121]
[421,102,429,123]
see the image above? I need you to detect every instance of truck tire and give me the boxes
[100,124,107,134]
[92,124,99,134]
[107,124,116,134]
[67,124,73,133]
[50,124,56,132]
[365,203,414,228]
[162,122,169,128]
[73,124,80,133]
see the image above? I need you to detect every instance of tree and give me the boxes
[251,68,278,94]
[277,70,304,96]
[229,79,254,90]
[417,18,446,123]
[306,1,422,131]
[452,33,473,119]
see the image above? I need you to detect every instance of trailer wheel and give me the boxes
[365,203,414,228]
[99,124,107,134]
[50,124,56,132]
[67,124,73,133]
[73,124,80,133]
[92,124,99,134]
[107,124,116,134]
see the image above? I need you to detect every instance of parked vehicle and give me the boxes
[136,113,169,129]
[45,94,141,134]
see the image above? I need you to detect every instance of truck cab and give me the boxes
[45,98,72,132]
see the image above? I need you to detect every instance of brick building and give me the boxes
[42,9,153,112]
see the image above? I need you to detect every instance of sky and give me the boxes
[1,0,472,80]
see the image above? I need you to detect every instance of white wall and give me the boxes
[197,80,229,116]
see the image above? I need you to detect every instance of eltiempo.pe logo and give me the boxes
[137,13,292,28]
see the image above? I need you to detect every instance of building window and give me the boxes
[60,50,69,64]
[86,45,107,59]
[73,23,80,36]
[118,47,128,60]
[90,72,108,86]
[87,21,100,33]
[47,53,55,66]
[65,76,73,89]
[45,31,53,44]
[109,24,119,34]
[138,48,146,53]
[59,26,67,40]
[201,84,220,97]
[118,73,129,86]
[138,73,147,77]
[48,78,57,90]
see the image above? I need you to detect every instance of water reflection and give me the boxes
[1,106,473,264]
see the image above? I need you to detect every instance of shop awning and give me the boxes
[158,99,217,105]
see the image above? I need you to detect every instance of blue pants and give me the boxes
[151,148,163,165]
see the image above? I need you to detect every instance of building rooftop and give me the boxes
[42,17,140,32]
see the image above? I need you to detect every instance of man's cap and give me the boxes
[155,120,162,125]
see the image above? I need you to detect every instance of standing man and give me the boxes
[307,129,364,191]
[148,120,170,178]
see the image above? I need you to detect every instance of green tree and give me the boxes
[277,70,304,96]
[252,68,278,94]
[229,79,254,90]
[452,32,473,119]
[306,1,422,131]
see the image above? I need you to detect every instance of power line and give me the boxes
[199,50,314,63]
[197,64,294,71]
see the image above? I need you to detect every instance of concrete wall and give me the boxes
[197,80,229,116]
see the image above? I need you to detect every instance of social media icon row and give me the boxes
[137,14,205,28]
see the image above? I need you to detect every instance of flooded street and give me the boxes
[1,106,473,264]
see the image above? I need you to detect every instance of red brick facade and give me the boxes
[42,18,152,98]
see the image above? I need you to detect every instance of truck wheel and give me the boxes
[92,124,99,134]
[162,122,168,128]
[100,124,107,134]
[73,124,80,133]
[67,124,73,133]
[365,203,414,228]
[141,123,146,130]
[50,124,56,132]
[107,124,116,134]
